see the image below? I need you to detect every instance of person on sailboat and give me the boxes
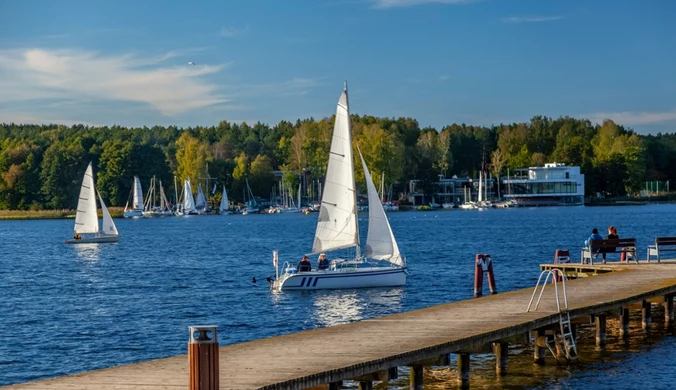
[73,233,81,240]
[297,255,312,272]
[317,253,329,270]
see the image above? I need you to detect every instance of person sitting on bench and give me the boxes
[297,255,312,272]
[600,226,619,263]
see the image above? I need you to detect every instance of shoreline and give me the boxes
[0,208,124,220]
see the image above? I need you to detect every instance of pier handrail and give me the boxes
[526,268,568,313]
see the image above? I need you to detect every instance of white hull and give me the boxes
[123,210,143,218]
[65,234,119,244]
[274,266,407,291]
[142,210,173,217]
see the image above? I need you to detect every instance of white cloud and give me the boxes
[502,16,564,23]
[220,25,250,38]
[371,0,475,8]
[0,113,101,127]
[0,48,229,116]
[585,110,676,126]
[439,75,449,80]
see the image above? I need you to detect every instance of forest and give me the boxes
[1,115,675,210]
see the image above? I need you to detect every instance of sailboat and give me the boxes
[123,176,143,218]
[176,178,198,216]
[270,82,407,291]
[195,184,208,215]
[218,185,231,215]
[65,162,119,244]
[142,176,173,217]
[242,178,259,215]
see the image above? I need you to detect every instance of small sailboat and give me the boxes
[123,176,144,218]
[65,162,119,244]
[176,178,198,216]
[270,82,407,291]
[142,176,173,217]
[195,184,208,215]
[218,185,231,215]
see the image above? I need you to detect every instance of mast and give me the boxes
[345,81,361,258]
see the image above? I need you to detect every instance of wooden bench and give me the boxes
[647,237,676,263]
[581,238,638,264]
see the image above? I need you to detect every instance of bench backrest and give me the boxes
[656,237,676,246]
[590,238,636,249]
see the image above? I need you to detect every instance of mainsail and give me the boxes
[220,185,229,211]
[132,176,143,210]
[359,150,403,266]
[74,163,99,234]
[183,179,197,212]
[312,82,359,254]
[98,190,119,235]
[196,184,207,208]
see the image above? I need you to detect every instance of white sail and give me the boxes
[196,184,207,208]
[359,150,403,266]
[297,182,301,209]
[98,190,118,236]
[132,176,143,210]
[312,83,359,254]
[74,163,99,234]
[183,179,196,212]
[219,185,229,211]
[478,171,483,202]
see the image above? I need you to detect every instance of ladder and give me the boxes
[526,269,579,364]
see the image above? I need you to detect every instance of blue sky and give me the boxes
[1,0,675,134]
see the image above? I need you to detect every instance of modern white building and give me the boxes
[503,162,584,206]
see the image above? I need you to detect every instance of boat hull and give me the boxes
[275,267,407,291]
[65,235,119,244]
[123,210,143,218]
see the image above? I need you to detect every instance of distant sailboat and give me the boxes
[270,82,407,291]
[142,176,173,217]
[195,184,208,215]
[123,176,144,218]
[65,162,119,244]
[176,178,198,216]
[218,185,231,215]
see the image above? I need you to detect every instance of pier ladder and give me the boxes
[526,268,579,364]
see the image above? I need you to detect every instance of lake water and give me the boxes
[1,204,676,388]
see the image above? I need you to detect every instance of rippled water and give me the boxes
[1,204,676,388]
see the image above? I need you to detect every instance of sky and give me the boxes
[0,0,675,134]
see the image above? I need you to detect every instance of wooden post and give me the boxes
[358,381,373,390]
[457,353,470,389]
[665,294,674,324]
[410,365,424,390]
[619,307,630,338]
[533,329,546,365]
[642,300,652,329]
[596,314,607,346]
[493,342,508,375]
[188,325,219,390]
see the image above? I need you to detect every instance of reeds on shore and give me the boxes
[0,207,125,220]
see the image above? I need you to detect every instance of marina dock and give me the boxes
[5,261,676,390]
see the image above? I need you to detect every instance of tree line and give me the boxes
[1,115,675,210]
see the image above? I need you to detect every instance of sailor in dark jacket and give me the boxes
[297,255,312,272]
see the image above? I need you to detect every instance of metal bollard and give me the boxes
[189,325,219,390]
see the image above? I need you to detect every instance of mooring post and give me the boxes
[619,307,630,338]
[596,314,607,346]
[188,325,219,390]
[664,294,674,324]
[493,342,508,375]
[358,381,373,390]
[457,353,470,389]
[642,300,652,329]
[533,329,546,365]
[474,254,484,297]
[409,365,424,390]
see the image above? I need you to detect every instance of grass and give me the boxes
[0,207,125,220]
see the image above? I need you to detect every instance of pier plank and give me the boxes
[5,262,676,390]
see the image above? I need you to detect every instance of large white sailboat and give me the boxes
[123,176,143,218]
[218,184,231,215]
[270,82,407,291]
[65,162,119,244]
[195,184,208,215]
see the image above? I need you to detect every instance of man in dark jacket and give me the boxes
[297,255,312,272]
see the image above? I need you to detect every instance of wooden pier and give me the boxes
[5,261,676,390]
